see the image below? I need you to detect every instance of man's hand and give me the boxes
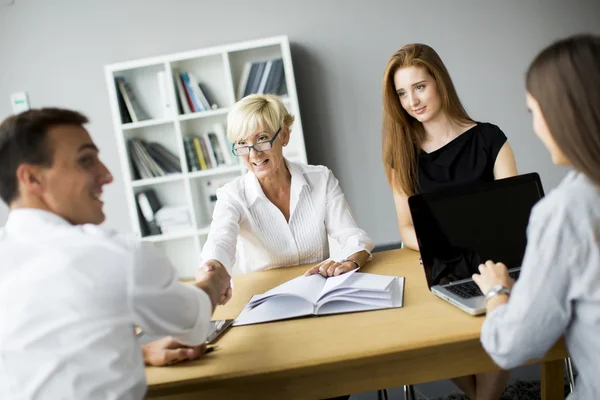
[195,259,232,308]
[142,337,207,367]
[304,259,356,277]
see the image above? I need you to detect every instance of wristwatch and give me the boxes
[485,285,511,302]
[341,256,361,270]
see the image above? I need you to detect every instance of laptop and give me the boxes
[408,173,544,315]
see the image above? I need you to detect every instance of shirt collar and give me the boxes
[244,159,309,207]
[4,208,72,234]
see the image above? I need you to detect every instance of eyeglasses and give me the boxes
[232,128,281,156]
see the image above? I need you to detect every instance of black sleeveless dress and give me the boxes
[417,122,507,194]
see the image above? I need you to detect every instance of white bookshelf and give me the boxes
[105,35,307,278]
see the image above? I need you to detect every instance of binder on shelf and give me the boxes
[127,139,182,180]
[239,58,287,99]
[115,77,151,123]
[145,143,181,174]
[136,189,162,236]
[115,80,132,124]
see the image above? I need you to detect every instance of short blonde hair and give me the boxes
[226,94,295,142]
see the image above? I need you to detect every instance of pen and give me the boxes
[205,345,218,354]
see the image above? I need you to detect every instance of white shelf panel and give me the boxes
[177,107,230,121]
[131,174,184,187]
[141,229,197,243]
[122,118,173,130]
[188,165,244,179]
[141,227,211,243]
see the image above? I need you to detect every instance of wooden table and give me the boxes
[146,248,567,399]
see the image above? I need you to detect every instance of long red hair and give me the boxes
[382,43,473,195]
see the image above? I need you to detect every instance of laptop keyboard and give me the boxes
[444,270,520,299]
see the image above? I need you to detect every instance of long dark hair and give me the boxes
[526,34,600,186]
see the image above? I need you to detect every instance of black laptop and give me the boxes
[408,173,544,315]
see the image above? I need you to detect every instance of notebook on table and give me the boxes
[234,269,405,326]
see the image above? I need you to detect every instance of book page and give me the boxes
[315,277,405,315]
[318,272,394,302]
[233,296,315,326]
[248,274,325,308]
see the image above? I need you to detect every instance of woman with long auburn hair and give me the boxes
[472,34,600,400]
[382,43,518,251]
[382,44,517,399]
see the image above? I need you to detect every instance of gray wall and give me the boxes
[1,0,599,247]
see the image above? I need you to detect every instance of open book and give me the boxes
[234,269,405,326]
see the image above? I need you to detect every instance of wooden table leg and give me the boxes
[541,359,564,400]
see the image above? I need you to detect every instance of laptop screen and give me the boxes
[409,173,544,288]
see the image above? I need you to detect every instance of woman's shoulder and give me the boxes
[289,160,333,180]
[473,122,506,139]
[215,173,247,201]
[532,172,600,225]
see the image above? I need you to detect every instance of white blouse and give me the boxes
[201,160,374,274]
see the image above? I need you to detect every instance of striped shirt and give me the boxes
[201,160,374,274]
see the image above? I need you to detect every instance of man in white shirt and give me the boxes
[0,108,231,400]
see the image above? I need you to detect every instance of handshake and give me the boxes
[194,259,233,309]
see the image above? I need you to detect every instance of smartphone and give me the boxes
[205,319,234,344]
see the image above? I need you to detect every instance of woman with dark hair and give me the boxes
[382,44,517,399]
[473,35,600,399]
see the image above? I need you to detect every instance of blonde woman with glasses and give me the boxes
[197,94,374,302]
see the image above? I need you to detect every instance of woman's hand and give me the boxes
[472,260,515,296]
[304,260,357,277]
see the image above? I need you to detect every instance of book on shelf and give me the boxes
[238,58,286,100]
[201,134,217,169]
[175,70,218,114]
[136,189,162,236]
[234,269,405,326]
[192,136,208,170]
[128,139,180,180]
[173,69,192,115]
[115,77,151,123]
[183,137,201,172]
[212,123,236,166]
[184,128,236,173]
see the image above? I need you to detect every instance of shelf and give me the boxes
[106,35,306,278]
[131,174,184,187]
[178,107,230,121]
[141,227,211,243]
[141,229,197,243]
[188,165,244,179]
[122,118,173,130]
